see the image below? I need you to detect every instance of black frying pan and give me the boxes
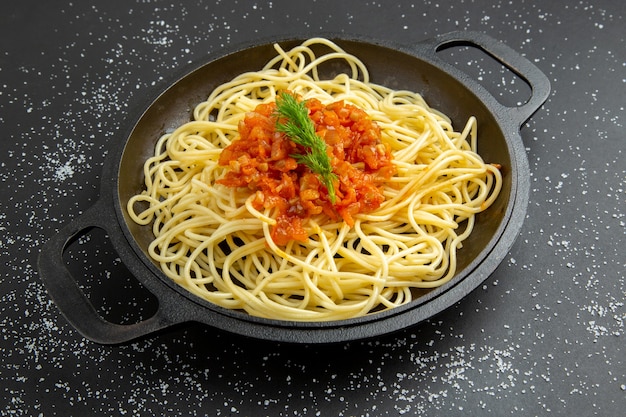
[37,31,550,344]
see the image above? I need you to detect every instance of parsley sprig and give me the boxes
[275,92,338,203]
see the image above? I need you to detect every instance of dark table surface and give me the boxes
[2,1,624,416]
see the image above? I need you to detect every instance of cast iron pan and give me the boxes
[38,31,550,344]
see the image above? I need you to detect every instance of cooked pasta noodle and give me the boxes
[127,38,502,321]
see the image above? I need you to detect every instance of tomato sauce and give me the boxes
[217,97,395,245]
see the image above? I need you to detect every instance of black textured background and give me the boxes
[1,1,624,415]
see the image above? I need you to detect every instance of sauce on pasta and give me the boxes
[217,97,396,245]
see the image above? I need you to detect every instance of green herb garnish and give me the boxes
[275,92,338,203]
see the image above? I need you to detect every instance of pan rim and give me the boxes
[110,33,529,340]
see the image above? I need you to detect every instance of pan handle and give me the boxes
[37,199,177,344]
[425,31,551,127]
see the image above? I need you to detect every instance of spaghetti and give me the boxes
[127,38,502,321]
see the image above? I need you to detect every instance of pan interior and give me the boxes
[117,39,513,320]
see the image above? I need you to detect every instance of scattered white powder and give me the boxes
[1,1,624,416]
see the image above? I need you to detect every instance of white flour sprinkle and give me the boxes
[1,1,624,416]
